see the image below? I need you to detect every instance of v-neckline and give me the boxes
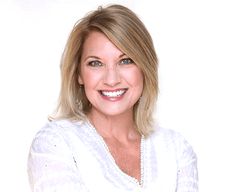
[86,120,145,187]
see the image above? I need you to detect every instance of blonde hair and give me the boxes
[53,4,158,136]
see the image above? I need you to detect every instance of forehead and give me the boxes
[82,31,123,58]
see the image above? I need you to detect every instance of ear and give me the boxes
[78,75,84,85]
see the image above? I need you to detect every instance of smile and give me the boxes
[99,89,127,97]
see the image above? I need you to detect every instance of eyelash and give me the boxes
[87,60,103,67]
[87,58,134,67]
[120,58,134,65]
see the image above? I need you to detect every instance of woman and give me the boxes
[28,4,198,192]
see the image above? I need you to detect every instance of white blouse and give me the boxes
[28,119,198,192]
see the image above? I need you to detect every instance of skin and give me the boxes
[79,31,144,182]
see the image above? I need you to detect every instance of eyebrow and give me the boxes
[82,53,126,62]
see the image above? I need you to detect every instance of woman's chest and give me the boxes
[105,138,141,182]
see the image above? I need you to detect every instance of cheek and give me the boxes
[80,69,102,88]
[136,74,144,96]
[126,68,144,88]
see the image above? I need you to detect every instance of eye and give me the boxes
[120,58,134,65]
[88,60,103,67]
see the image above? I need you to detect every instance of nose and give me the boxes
[103,66,121,87]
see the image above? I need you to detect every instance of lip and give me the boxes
[99,88,128,101]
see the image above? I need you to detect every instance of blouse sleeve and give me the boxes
[176,134,199,192]
[27,124,89,192]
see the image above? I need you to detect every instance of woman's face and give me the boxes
[79,31,143,117]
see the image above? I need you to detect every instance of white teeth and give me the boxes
[101,90,126,97]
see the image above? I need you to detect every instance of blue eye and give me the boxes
[88,60,103,67]
[120,58,134,65]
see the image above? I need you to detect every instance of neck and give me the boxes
[87,107,140,143]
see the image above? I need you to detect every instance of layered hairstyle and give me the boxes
[53,4,158,136]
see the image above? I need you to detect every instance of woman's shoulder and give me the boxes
[150,124,185,142]
[30,119,87,152]
[149,124,196,158]
[36,119,86,135]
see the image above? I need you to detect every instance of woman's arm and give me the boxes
[27,124,88,192]
[176,135,198,192]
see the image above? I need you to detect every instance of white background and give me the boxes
[0,0,235,191]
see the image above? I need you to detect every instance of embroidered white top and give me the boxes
[28,119,198,192]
